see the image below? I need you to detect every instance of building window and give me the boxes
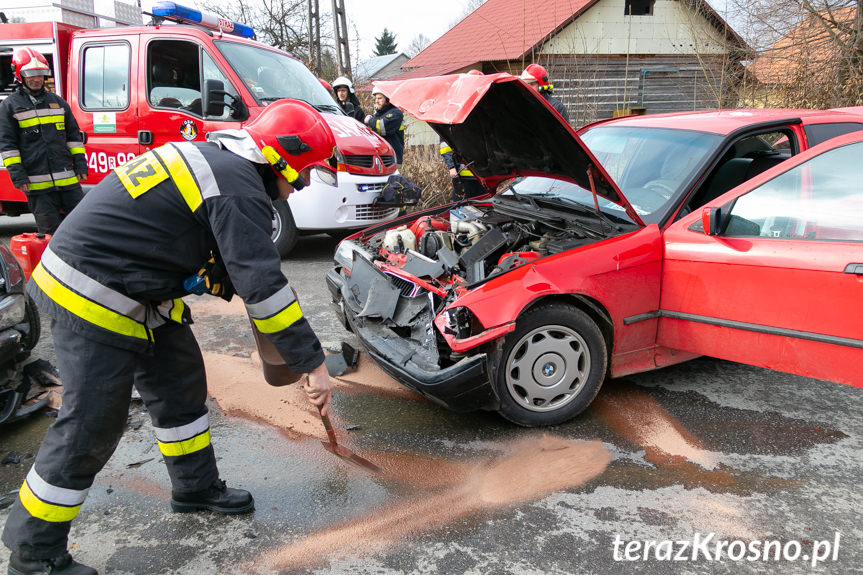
[625,0,655,15]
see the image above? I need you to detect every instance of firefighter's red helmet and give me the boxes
[12,48,51,83]
[244,99,335,183]
[519,63,550,90]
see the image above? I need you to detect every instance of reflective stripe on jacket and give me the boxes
[439,140,475,178]
[27,141,324,371]
[0,85,87,192]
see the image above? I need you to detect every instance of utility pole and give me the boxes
[308,0,322,76]
[331,0,352,76]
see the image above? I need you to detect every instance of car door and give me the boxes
[657,133,863,387]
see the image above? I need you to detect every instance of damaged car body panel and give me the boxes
[329,75,863,426]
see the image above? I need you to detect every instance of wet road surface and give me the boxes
[1,219,861,574]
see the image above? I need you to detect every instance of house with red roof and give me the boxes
[393,0,748,125]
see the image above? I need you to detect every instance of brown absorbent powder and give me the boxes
[594,382,717,470]
[263,436,609,570]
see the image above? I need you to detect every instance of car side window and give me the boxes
[680,130,794,218]
[81,42,131,109]
[721,140,863,242]
[804,122,863,147]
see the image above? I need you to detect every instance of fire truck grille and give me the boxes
[381,155,396,167]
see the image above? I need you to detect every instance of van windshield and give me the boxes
[215,41,341,113]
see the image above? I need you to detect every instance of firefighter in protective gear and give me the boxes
[0,47,87,234]
[331,76,365,121]
[2,99,335,575]
[519,63,570,122]
[440,70,487,201]
[364,85,405,166]
[440,138,485,201]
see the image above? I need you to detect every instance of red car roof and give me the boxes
[584,107,863,135]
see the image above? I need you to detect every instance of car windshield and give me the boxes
[580,125,721,224]
[215,41,341,113]
[496,176,638,226]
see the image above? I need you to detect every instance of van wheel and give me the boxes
[271,200,298,258]
[493,304,607,427]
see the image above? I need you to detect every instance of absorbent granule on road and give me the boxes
[261,436,610,570]
[202,350,326,439]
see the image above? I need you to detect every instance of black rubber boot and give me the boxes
[170,479,254,515]
[8,552,97,575]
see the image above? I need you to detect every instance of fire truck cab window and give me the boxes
[82,43,130,109]
[148,40,201,113]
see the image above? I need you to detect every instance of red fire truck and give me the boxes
[0,2,400,255]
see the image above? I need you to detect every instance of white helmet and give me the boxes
[371,84,388,99]
[332,76,354,93]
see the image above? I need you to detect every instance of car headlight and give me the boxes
[440,306,483,340]
[334,239,370,273]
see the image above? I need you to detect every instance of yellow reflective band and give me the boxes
[158,429,210,457]
[32,264,150,340]
[19,481,81,523]
[115,151,169,199]
[169,298,184,323]
[2,156,21,166]
[458,169,473,177]
[69,147,85,155]
[153,145,203,211]
[18,114,65,128]
[440,144,452,155]
[28,176,78,191]
[252,300,303,333]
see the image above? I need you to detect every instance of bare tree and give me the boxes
[734,0,863,107]
[201,0,318,60]
[405,34,431,57]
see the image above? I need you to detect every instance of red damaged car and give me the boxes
[326,73,863,426]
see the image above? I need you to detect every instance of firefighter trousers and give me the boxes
[2,319,219,560]
[27,185,83,236]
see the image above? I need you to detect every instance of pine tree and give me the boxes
[373,28,398,56]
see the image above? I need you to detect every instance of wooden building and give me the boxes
[395,0,749,126]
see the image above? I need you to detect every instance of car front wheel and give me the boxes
[494,304,607,426]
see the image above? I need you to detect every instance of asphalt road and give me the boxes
[1,214,861,575]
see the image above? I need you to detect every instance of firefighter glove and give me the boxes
[196,257,235,301]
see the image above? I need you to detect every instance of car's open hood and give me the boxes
[377,73,644,226]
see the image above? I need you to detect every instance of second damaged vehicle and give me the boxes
[327,73,863,426]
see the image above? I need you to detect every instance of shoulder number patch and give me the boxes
[114,152,169,198]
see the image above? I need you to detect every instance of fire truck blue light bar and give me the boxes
[151,2,256,39]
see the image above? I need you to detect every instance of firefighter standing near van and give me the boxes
[364,85,405,167]
[1,100,334,575]
[0,48,88,235]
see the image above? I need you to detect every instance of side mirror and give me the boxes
[701,206,722,236]
[202,79,227,117]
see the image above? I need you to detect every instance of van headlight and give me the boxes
[313,164,338,187]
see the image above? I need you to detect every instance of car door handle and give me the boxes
[844,263,863,274]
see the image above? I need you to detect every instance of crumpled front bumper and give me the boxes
[326,266,498,412]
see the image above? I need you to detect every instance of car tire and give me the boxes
[19,296,40,354]
[493,304,607,426]
[271,199,298,258]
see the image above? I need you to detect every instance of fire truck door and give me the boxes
[142,38,241,149]
[75,38,139,184]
